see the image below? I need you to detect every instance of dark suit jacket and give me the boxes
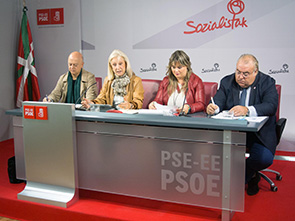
[213,71,278,154]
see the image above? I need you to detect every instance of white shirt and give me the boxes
[239,87,257,117]
[167,83,187,108]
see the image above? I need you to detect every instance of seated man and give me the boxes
[43,51,97,103]
[207,54,278,195]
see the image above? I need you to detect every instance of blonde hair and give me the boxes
[107,49,133,80]
[166,50,192,95]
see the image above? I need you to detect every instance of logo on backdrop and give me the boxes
[184,0,247,35]
[140,63,157,73]
[133,0,292,49]
[269,64,289,75]
[37,8,64,26]
[201,63,220,74]
[133,0,251,49]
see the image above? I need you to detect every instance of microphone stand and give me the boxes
[75,82,97,109]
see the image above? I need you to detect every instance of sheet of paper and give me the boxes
[116,103,178,115]
[211,111,235,119]
[154,102,176,111]
[245,116,268,123]
[121,109,171,115]
[212,111,267,123]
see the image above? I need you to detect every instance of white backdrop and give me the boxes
[0,0,19,141]
[25,0,295,151]
[81,0,295,151]
[25,0,81,99]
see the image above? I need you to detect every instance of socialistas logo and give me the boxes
[184,0,247,34]
[140,63,157,73]
[269,64,289,75]
[201,63,220,74]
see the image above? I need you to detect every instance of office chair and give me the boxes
[258,85,287,192]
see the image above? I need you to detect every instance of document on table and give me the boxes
[245,116,268,123]
[120,109,164,114]
[121,103,177,115]
[154,102,177,111]
[211,111,267,123]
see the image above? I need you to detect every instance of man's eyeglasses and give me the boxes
[235,69,255,78]
[69,63,79,68]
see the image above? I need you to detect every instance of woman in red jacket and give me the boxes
[149,50,205,114]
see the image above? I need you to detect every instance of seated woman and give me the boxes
[149,50,205,114]
[82,49,144,110]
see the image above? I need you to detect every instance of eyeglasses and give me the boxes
[235,69,256,78]
[69,63,79,68]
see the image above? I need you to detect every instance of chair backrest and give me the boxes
[275,84,287,145]
[95,77,102,93]
[141,79,161,109]
[275,84,281,122]
[203,82,218,106]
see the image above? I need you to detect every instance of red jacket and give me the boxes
[153,73,205,113]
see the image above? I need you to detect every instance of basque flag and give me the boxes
[16,7,40,107]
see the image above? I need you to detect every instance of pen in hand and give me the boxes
[208,97,218,116]
[45,94,52,102]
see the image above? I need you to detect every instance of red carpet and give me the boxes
[1,139,295,221]
[276,150,295,156]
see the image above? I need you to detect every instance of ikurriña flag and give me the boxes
[16,7,40,108]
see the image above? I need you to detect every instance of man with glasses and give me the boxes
[207,54,278,195]
[43,51,97,103]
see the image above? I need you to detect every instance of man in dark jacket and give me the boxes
[207,54,278,195]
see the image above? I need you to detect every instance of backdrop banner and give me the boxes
[26,0,295,151]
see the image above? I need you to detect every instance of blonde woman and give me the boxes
[82,50,144,110]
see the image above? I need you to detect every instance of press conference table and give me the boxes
[7,107,268,220]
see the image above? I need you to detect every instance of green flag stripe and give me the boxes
[27,73,33,100]
[17,66,24,78]
[21,11,30,60]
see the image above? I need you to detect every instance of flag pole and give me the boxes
[23,0,27,11]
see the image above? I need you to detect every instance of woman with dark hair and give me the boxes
[149,50,205,114]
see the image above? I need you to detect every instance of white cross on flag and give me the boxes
[16,7,40,107]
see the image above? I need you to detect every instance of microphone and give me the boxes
[75,81,97,105]
[179,87,189,116]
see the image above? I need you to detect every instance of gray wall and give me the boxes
[0,0,20,141]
